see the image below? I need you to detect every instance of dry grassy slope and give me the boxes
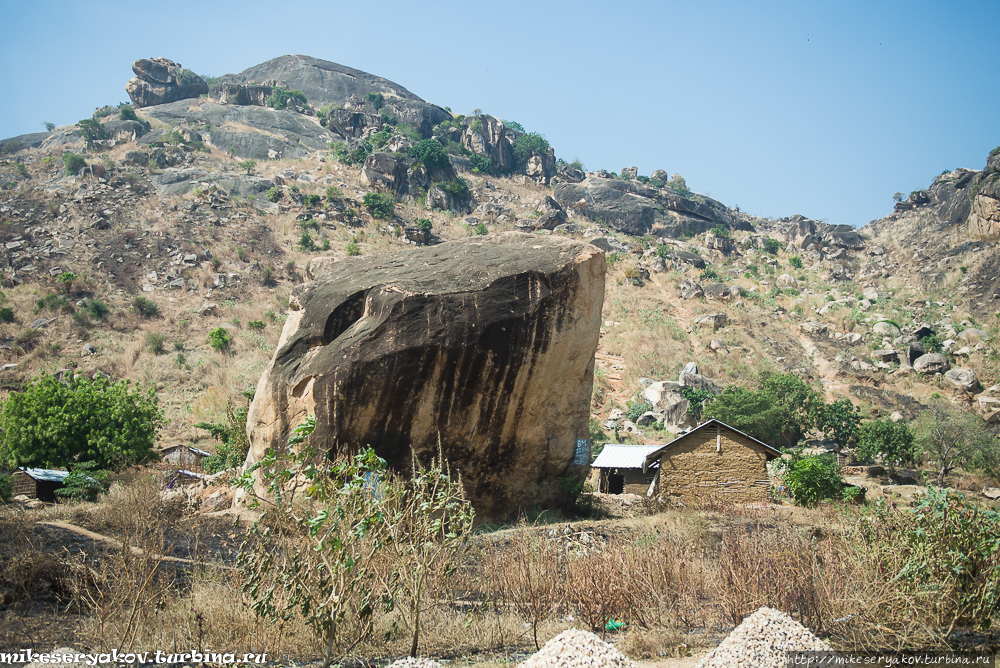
[1,116,998,460]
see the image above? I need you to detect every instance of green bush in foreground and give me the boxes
[55,462,111,501]
[779,450,846,508]
[363,192,395,219]
[63,153,86,176]
[208,327,233,352]
[0,374,162,470]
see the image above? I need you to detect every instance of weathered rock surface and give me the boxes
[141,101,337,160]
[913,353,950,374]
[126,58,208,108]
[244,233,605,520]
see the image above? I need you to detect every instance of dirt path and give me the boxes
[797,334,849,401]
[37,520,228,568]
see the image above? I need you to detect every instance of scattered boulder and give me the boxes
[907,341,926,365]
[678,278,704,299]
[776,273,798,288]
[244,234,605,521]
[801,319,828,336]
[958,328,990,345]
[694,313,727,330]
[703,282,734,301]
[126,58,209,108]
[589,237,629,255]
[872,321,901,337]
[913,353,950,374]
[673,250,706,269]
[945,368,978,392]
[871,348,898,363]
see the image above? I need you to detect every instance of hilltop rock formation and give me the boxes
[126,58,208,108]
[553,175,744,238]
[244,233,606,520]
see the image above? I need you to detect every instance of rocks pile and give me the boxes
[695,607,832,668]
[520,628,636,668]
[388,659,443,668]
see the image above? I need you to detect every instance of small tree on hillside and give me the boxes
[916,398,1000,485]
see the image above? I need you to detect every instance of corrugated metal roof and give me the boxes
[161,445,212,458]
[20,467,70,482]
[592,445,663,469]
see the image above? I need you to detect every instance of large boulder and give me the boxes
[913,353,950,374]
[126,58,208,108]
[243,233,605,521]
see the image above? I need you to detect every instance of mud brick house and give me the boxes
[643,420,780,503]
[12,467,70,501]
[160,445,211,469]
[591,444,662,494]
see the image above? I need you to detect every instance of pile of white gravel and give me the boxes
[519,628,636,668]
[695,607,833,668]
[387,659,444,668]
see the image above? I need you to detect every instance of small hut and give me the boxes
[166,469,206,488]
[591,444,662,495]
[12,467,70,501]
[160,445,211,469]
[644,419,781,504]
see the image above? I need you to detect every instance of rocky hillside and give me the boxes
[0,54,998,486]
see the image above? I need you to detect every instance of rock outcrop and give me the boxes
[126,58,208,108]
[244,233,606,520]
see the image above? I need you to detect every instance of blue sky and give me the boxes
[1,0,998,228]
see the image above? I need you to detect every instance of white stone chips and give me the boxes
[695,607,832,668]
[520,628,636,668]
[388,658,444,668]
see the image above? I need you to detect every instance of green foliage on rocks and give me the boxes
[265,87,308,110]
[408,139,449,171]
[118,105,138,122]
[363,192,395,219]
[76,118,109,149]
[63,152,86,176]
[198,401,251,473]
[512,132,549,165]
[0,374,163,470]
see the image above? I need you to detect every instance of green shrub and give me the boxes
[504,119,525,132]
[36,293,72,314]
[198,402,250,473]
[369,130,391,149]
[363,192,395,219]
[118,105,138,121]
[0,306,13,323]
[301,218,320,231]
[408,139,449,170]
[817,398,860,448]
[265,87,308,110]
[856,419,916,471]
[366,92,384,110]
[469,153,491,173]
[416,218,433,232]
[326,186,343,201]
[917,331,944,353]
[132,296,159,318]
[84,299,109,320]
[654,245,671,259]
[648,177,665,188]
[63,153,86,176]
[782,451,845,508]
[145,332,166,355]
[208,327,233,352]
[55,462,111,501]
[248,320,265,331]
[298,231,315,251]
[699,268,720,282]
[763,238,781,255]
[0,375,162,470]
[439,177,470,200]
[345,240,361,256]
[266,186,282,203]
[625,401,653,422]
[512,132,549,165]
[474,222,488,235]
[789,255,803,269]
[680,386,713,419]
[237,160,257,175]
[0,471,12,502]
[709,225,731,239]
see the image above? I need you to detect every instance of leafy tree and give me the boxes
[365,92,385,111]
[0,375,163,470]
[469,153,491,173]
[57,272,77,293]
[326,185,343,201]
[512,132,549,165]
[680,386,713,419]
[439,178,470,200]
[763,238,782,255]
[208,327,233,352]
[44,122,56,132]
[818,398,860,448]
[132,295,159,317]
[789,255,803,269]
[892,192,904,203]
[916,398,1000,484]
[416,218,432,233]
[76,118,109,149]
[702,371,823,447]
[856,419,916,473]
[363,192,395,219]
[408,139,449,171]
[118,105,138,122]
[237,160,256,175]
[709,225,731,239]
[55,461,111,501]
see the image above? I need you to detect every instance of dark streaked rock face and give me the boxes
[244,233,606,520]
